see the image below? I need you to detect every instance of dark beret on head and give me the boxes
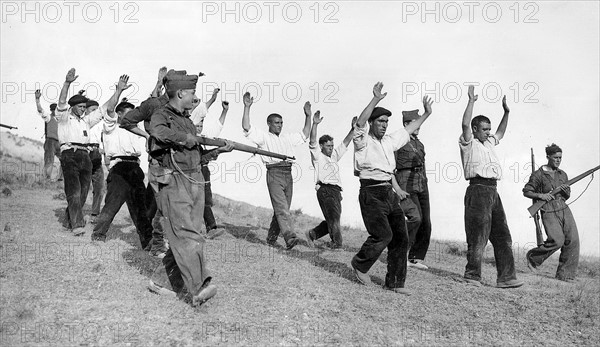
[86,100,99,108]
[49,103,57,111]
[68,94,88,106]
[369,107,392,122]
[402,110,420,122]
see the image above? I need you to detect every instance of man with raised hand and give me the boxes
[241,92,311,250]
[54,69,128,236]
[91,98,153,249]
[305,107,354,251]
[459,85,523,289]
[34,90,62,181]
[120,66,171,258]
[393,98,433,270]
[147,70,233,307]
[351,82,433,296]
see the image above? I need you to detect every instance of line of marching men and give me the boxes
[35,68,581,306]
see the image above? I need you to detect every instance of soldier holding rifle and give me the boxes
[523,144,580,282]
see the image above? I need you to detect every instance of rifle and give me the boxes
[0,123,18,130]
[527,164,600,217]
[530,148,545,246]
[198,136,296,161]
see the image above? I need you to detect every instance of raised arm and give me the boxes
[35,89,44,113]
[57,68,78,109]
[461,85,478,142]
[405,95,433,134]
[309,109,322,147]
[218,100,229,125]
[242,92,253,132]
[302,101,312,139]
[206,88,220,110]
[151,66,167,98]
[356,82,387,128]
[102,75,132,114]
[342,116,357,147]
[495,95,510,141]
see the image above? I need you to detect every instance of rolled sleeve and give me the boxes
[352,122,367,151]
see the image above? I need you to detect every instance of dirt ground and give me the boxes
[0,183,598,347]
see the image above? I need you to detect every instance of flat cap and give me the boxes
[369,107,392,121]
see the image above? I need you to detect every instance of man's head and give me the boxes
[267,113,283,135]
[545,143,563,169]
[164,70,199,111]
[68,90,88,116]
[49,103,57,113]
[471,115,492,143]
[85,100,99,115]
[115,99,135,120]
[319,135,334,157]
[368,107,392,139]
[402,109,420,136]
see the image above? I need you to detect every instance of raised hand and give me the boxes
[198,72,206,77]
[423,95,433,114]
[313,110,322,124]
[212,88,221,97]
[467,85,478,102]
[351,116,358,128]
[502,95,510,113]
[243,92,253,107]
[157,66,168,81]
[65,68,78,83]
[35,89,42,99]
[373,82,387,100]
[117,75,132,91]
[303,101,312,117]
[222,100,229,111]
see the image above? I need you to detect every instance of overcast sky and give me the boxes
[1,1,599,255]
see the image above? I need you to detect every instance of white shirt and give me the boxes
[244,125,306,165]
[190,102,224,137]
[459,134,502,180]
[89,122,103,145]
[353,122,410,181]
[102,113,145,168]
[310,143,348,187]
[54,105,104,151]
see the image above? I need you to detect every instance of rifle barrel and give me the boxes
[198,136,295,161]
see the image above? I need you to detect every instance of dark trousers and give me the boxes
[407,187,431,261]
[89,148,105,215]
[158,171,210,296]
[266,167,296,244]
[60,149,92,229]
[312,184,343,247]
[92,162,153,249]
[352,184,409,289]
[527,201,579,280]
[146,160,166,251]
[464,184,517,282]
[202,165,217,230]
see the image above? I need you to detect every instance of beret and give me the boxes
[402,110,420,122]
[49,103,57,111]
[86,100,99,108]
[68,94,88,106]
[369,107,392,122]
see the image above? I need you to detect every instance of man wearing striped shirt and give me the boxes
[242,92,311,250]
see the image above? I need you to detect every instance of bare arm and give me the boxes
[35,89,43,113]
[57,68,78,109]
[242,92,253,131]
[302,101,312,139]
[150,66,167,98]
[206,88,220,110]
[356,82,387,128]
[219,101,229,125]
[102,75,132,114]
[342,116,358,147]
[495,95,510,141]
[461,85,478,142]
[309,109,322,147]
[405,95,433,134]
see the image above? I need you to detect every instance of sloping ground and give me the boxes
[0,184,598,346]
